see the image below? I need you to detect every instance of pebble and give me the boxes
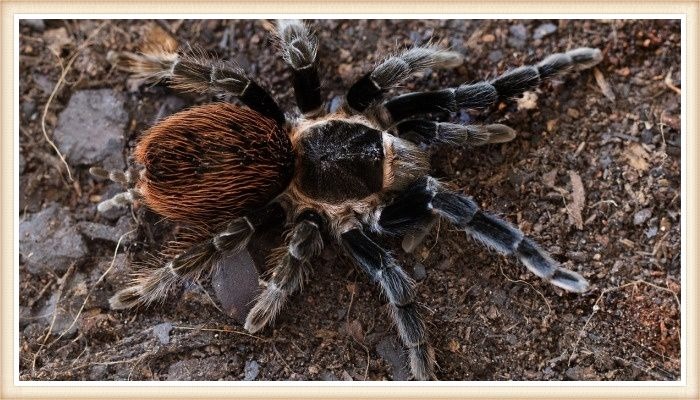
[328,95,343,113]
[167,355,230,381]
[153,322,173,345]
[565,365,598,380]
[508,24,527,49]
[375,336,410,381]
[633,208,653,225]
[89,365,108,380]
[413,263,427,281]
[509,24,527,40]
[21,99,36,119]
[53,89,128,170]
[488,50,503,63]
[211,249,260,324]
[533,23,557,40]
[244,360,260,381]
[76,215,133,244]
[19,203,88,275]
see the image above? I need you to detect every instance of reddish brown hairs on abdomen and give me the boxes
[134,103,293,228]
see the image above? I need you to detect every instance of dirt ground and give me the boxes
[18,19,681,381]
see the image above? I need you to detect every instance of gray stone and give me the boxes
[21,99,36,119]
[533,23,558,40]
[76,215,133,244]
[375,336,410,381]
[633,208,653,225]
[488,50,503,63]
[508,24,527,49]
[212,249,260,324]
[413,263,427,281]
[509,24,528,40]
[153,322,173,345]
[88,364,108,380]
[244,360,260,381]
[53,89,128,170]
[19,203,88,275]
[167,355,230,381]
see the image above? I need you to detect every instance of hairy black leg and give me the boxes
[346,46,464,112]
[341,228,435,380]
[380,47,602,123]
[119,48,285,125]
[109,203,285,309]
[244,210,324,333]
[277,20,322,116]
[395,119,516,146]
[377,178,589,293]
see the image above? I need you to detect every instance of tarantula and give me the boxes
[96,20,600,380]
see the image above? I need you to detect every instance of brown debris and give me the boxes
[567,170,585,230]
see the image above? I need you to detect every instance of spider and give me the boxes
[94,20,600,380]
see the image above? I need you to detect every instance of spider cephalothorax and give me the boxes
[97,20,601,380]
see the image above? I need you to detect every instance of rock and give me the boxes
[76,215,133,244]
[413,263,427,281]
[211,249,261,324]
[244,360,260,381]
[488,50,503,63]
[320,371,338,381]
[167,355,230,381]
[19,203,88,275]
[37,272,86,336]
[375,336,410,381]
[53,89,128,170]
[509,24,527,40]
[565,365,598,380]
[328,95,344,113]
[633,208,653,225]
[533,23,557,40]
[21,99,36,119]
[89,364,108,380]
[508,24,527,49]
[153,322,173,345]
[153,95,188,123]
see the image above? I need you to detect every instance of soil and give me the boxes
[18,19,681,381]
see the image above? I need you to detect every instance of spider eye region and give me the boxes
[297,120,384,203]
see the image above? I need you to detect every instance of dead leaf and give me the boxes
[593,67,616,102]
[623,142,651,172]
[567,170,585,230]
[448,338,460,353]
[346,319,364,343]
[542,169,558,188]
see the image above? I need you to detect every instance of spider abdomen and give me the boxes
[134,103,293,227]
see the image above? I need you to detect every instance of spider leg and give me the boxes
[277,20,322,116]
[245,209,324,333]
[118,45,285,125]
[109,203,284,309]
[346,46,464,112]
[89,166,141,212]
[378,47,602,124]
[340,227,435,380]
[395,119,516,146]
[377,177,589,293]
